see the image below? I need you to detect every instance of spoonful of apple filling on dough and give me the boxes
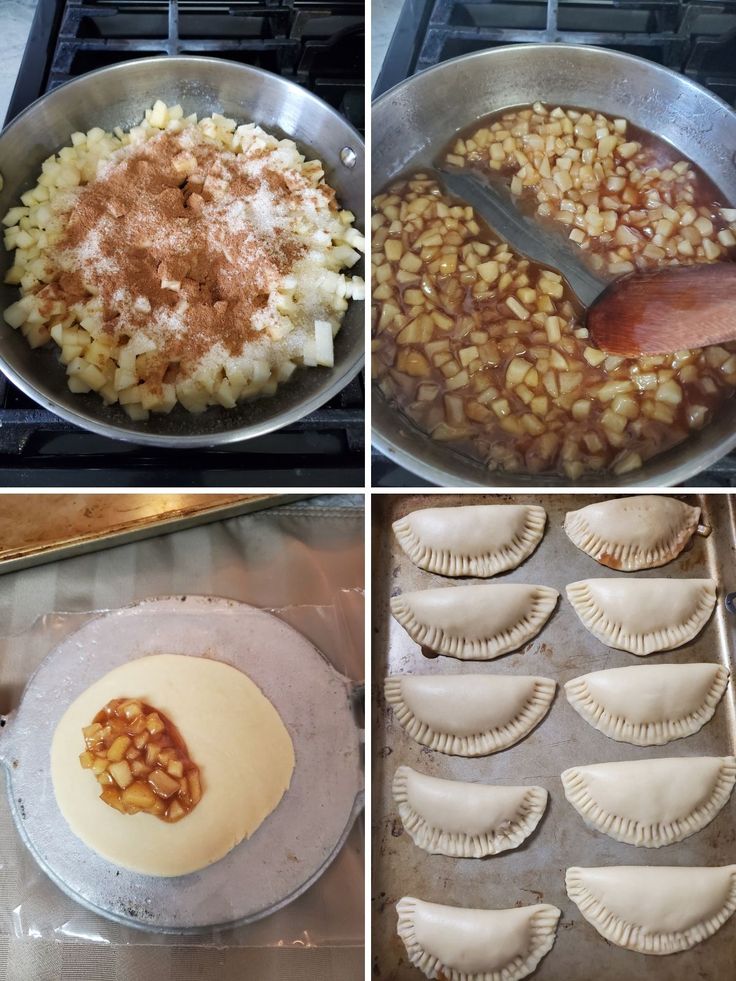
[79,697,202,823]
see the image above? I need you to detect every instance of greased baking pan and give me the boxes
[372,493,736,980]
[0,493,308,573]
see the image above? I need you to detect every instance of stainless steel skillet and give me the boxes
[0,56,364,447]
[372,44,736,487]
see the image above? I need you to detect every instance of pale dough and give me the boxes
[51,653,295,877]
[397,897,560,981]
[564,496,701,571]
[566,865,736,954]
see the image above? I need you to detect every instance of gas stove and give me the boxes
[2,0,365,487]
[372,0,736,488]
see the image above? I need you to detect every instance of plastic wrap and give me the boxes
[0,591,363,950]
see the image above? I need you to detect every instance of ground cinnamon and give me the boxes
[48,128,309,389]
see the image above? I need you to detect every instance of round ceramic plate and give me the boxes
[0,595,363,933]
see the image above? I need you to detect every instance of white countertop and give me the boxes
[0,0,37,124]
[372,0,403,92]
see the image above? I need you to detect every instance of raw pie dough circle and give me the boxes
[51,653,295,877]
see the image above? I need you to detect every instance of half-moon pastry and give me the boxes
[397,896,560,981]
[561,756,736,847]
[393,765,548,857]
[564,662,729,745]
[564,496,701,571]
[390,583,558,660]
[392,504,546,577]
[566,865,736,954]
[51,653,295,876]
[384,673,556,757]
[566,577,716,654]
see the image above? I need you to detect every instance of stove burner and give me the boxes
[372,0,736,487]
[2,0,365,486]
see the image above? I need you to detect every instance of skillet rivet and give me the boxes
[340,146,357,168]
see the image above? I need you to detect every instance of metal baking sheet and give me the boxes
[1,595,363,934]
[372,492,736,980]
[0,493,310,574]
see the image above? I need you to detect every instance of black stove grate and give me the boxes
[372,0,736,488]
[2,0,365,487]
[375,0,736,106]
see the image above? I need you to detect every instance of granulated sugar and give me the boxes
[2,103,364,416]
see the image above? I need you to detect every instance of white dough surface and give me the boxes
[51,653,295,877]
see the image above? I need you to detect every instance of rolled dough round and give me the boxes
[51,653,295,877]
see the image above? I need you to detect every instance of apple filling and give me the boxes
[79,697,202,822]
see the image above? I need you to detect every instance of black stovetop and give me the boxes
[372,0,736,488]
[2,0,364,487]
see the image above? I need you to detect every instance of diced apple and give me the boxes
[122,781,157,809]
[109,760,133,789]
[148,769,180,799]
[107,735,131,762]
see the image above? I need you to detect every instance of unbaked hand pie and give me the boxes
[51,653,295,876]
[564,662,729,745]
[390,583,558,660]
[561,756,736,847]
[566,577,716,654]
[384,673,555,756]
[397,897,560,981]
[392,503,546,577]
[564,496,702,571]
[566,865,736,954]
[393,765,548,857]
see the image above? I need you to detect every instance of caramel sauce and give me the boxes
[372,104,736,478]
[79,697,202,823]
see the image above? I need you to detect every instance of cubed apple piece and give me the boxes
[125,747,140,761]
[129,714,147,736]
[121,781,157,809]
[133,731,149,749]
[79,750,95,768]
[167,799,186,822]
[148,769,181,799]
[82,723,102,745]
[149,798,166,817]
[100,789,126,814]
[97,771,115,787]
[121,701,143,721]
[167,760,184,779]
[130,760,151,778]
[109,760,133,789]
[107,735,131,762]
[145,712,165,735]
[188,771,202,805]
[157,748,175,766]
[92,755,108,775]
[145,741,160,767]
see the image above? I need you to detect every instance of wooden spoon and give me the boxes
[586,262,736,356]
[441,168,736,357]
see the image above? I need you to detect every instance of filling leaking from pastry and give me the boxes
[564,495,702,571]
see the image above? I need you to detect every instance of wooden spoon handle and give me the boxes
[587,262,736,357]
